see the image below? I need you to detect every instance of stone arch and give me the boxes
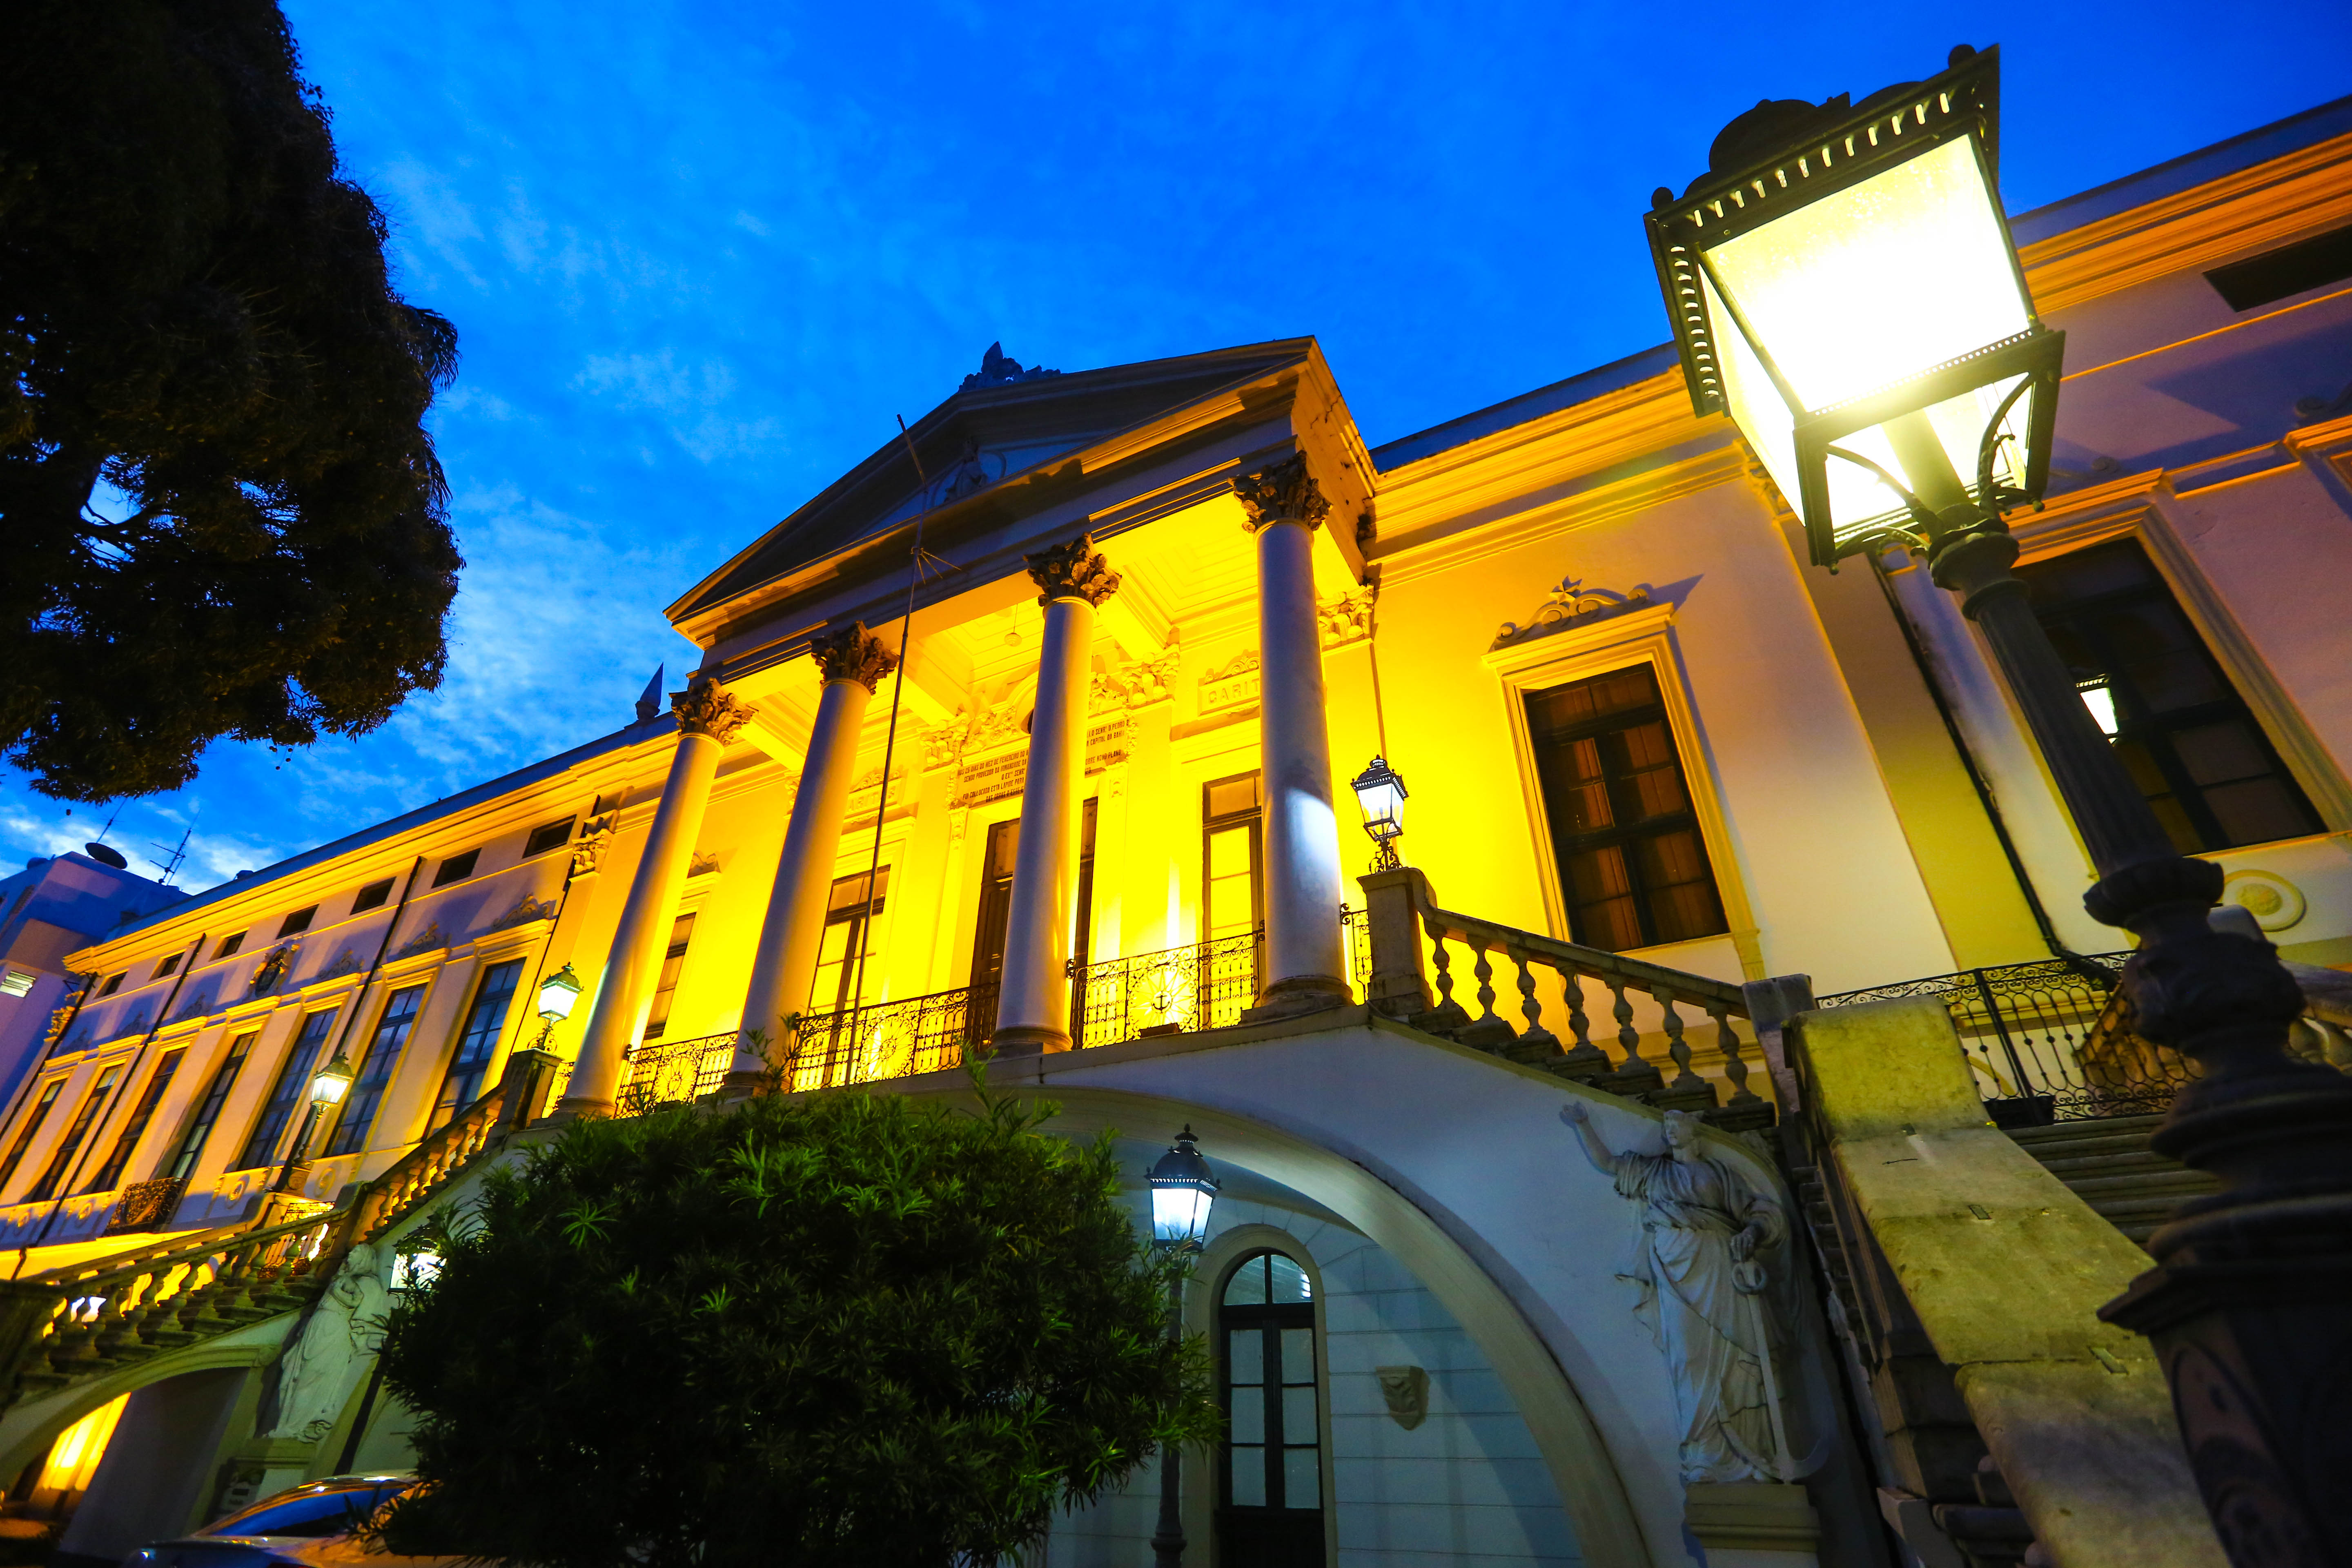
[904,1082,1659,1568]
[0,1314,290,1486]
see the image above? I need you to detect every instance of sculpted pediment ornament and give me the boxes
[488,895,558,932]
[390,921,448,962]
[1492,578,1653,651]
[570,815,617,878]
[1318,591,1375,649]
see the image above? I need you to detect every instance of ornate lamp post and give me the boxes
[1148,1127,1219,1568]
[531,962,584,1051]
[1646,45,2348,1561]
[271,1045,355,1196]
[1349,756,1410,872]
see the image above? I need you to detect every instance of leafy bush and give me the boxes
[377,1086,1214,1568]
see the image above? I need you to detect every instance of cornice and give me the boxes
[2021,129,2352,315]
[1375,441,1748,589]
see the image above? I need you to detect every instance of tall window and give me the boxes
[2017,538,2323,853]
[24,1066,123,1202]
[85,1048,186,1192]
[233,1011,339,1172]
[430,960,522,1131]
[1526,666,1727,952]
[971,826,1019,1035]
[1218,1251,1324,1567]
[642,916,697,1041]
[1203,773,1263,947]
[159,1032,256,1182]
[323,985,425,1157]
[811,873,888,1019]
[0,1080,66,1195]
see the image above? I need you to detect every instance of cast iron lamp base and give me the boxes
[1928,521,2352,1565]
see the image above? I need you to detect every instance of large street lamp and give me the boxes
[1349,756,1410,873]
[1648,45,2346,1561]
[1147,1127,1219,1568]
[271,1044,356,1196]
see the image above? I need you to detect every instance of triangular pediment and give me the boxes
[667,339,1317,633]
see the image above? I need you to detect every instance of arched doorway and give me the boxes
[1217,1249,1323,1566]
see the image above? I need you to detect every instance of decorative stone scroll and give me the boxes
[312,946,365,984]
[249,944,297,997]
[1198,649,1261,715]
[1491,578,1652,651]
[672,675,756,743]
[1234,452,1331,531]
[487,894,558,932]
[390,921,448,962]
[1025,534,1120,608]
[1318,591,1375,650]
[811,622,899,693]
[569,814,617,878]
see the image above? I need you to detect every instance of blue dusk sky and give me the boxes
[6,0,2349,891]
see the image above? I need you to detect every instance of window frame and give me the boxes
[278,906,318,938]
[159,1031,259,1183]
[85,1047,187,1193]
[232,1009,341,1173]
[1486,603,1761,972]
[350,878,396,914]
[1209,1244,1331,1561]
[321,984,428,1158]
[431,850,481,888]
[430,960,523,1129]
[523,819,576,860]
[2008,507,2352,835]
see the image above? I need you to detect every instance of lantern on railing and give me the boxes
[1350,755,1410,871]
[1643,44,2061,568]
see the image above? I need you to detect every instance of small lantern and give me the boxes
[1350,755,1410,869]
[537,962,583,1022]
[1645,45,2062,567]
[311,1046,356,1107]
[1149,1127,1219,1251]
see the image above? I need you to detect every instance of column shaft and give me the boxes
[738,677,873,1054]
[1243,456,1349,1015]
[565,717,733,1113]
[994,534,1120,1056]
[993,593,1096,1055]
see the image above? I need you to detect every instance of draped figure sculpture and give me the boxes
[268,1241,391,1443]
[1560,1102,1791,1484]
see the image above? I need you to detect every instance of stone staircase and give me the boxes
[2002,1114,2219,1247]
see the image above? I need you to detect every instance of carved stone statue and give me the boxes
[938,437,993,503]
[1560,1102,1791,1485]
[268,1242,392,1444]
[1376,1365,1429,1430]
[959,341,1060,390]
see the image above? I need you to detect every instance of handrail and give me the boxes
[1359,866,1768,1127]
[0,1047,563,1409]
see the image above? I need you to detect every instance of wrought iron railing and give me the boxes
[790,985,993,1093]
[618,1031,742,1112]
[1816,954,2152,1123]
[1076,930,1262,1047]
[1342,904,1371,993]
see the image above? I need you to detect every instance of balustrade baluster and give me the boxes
[1713,1007,1765,1108]
[1508,950,1560,1060]
[1655,989,1720,1113]
[1559,970,1606,1074]
[1423,919,1471,1035]
[1606,980,1664,1094]
[1457,937,1517,1049]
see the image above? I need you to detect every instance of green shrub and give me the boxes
[376,1086,1214,1568]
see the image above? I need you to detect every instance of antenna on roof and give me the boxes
[893,416,962,584]
[635,665,665,725]
[146,828,192,883]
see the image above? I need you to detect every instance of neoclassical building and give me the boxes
[4,84,2350,1568]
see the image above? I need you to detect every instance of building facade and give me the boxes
[10,91,2352,1568]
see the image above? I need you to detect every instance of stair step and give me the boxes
[2030,1150,2189,1178]
[2056,1170,2217,1202]
[2006,1114,2170,1143]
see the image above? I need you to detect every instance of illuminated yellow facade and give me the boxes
[4,91,2350,1568]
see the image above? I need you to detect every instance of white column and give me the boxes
[561,675,753,1114]
[993,536,1120,1056]
[1239,453,1351,1016]
[733,624,896,1080]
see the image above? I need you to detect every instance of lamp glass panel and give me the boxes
[312,1069,352,1105]
[1354,776,1403,833]
[1153,1182,1212,1245]
[538,972,581,1021]
[1708,135,2030,413]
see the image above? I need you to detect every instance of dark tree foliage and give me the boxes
[376,1088,1218,1568]
[0,1,460,801]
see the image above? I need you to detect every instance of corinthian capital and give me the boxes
[1234,452,1331,532]
[1025,533,1120,607]
[673,674,756,743]
[809,622,899,692]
